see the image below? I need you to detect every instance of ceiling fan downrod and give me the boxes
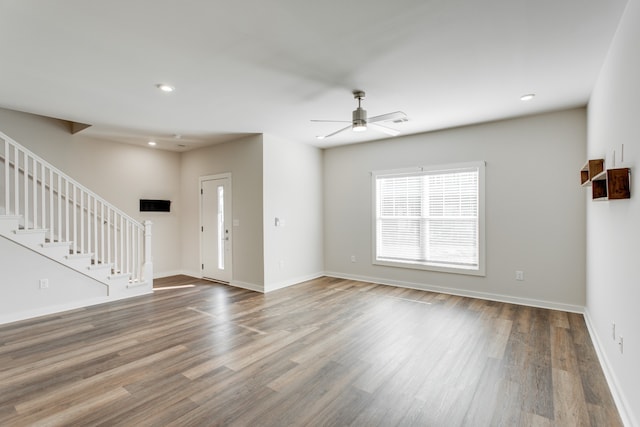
[352,90,367,131]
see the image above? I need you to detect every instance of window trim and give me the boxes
[371,161,486,276]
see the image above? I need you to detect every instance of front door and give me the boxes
[201,175,232,282]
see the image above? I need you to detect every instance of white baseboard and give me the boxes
[156,271,323,294]
[0,289,153,326]
[154,270,189,279]
[155,271,264,293]
[583,309,636,427]
[0,297,108,325]
[323,271,585,313]
[229,280,263,293]
[264,271,325,293]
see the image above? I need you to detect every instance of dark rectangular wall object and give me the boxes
[140,199,171,212]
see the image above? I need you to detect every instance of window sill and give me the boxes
[374,258,486,277]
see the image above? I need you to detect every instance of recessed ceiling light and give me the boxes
[156,83,175,93]
[148,141,157,146]
[520,93,535,101]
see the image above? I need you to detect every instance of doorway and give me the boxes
[200,174,232,283]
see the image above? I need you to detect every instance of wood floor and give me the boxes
[0,275,622,426]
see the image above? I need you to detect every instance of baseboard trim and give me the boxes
[264,272,325,293]
[154,270,186,279]
[229,280,263,293]
[583,309,636,427]
[161,271,264,293]
[323,271,584,313]
[0,289,153,326]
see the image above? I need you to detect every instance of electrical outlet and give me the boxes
[612,322,616,340]
[351,255,357,263]
[515,270,524,281]
[39,279,49,289]
[618,336,624,354]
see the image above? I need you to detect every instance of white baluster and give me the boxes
[56,173,61,242]
[126,220,130,274]
[49,168,54,240]
[80,190,84,253]
[144,220,153,284]
[24,154,29,229]
[106,207,111,266]
[100,202,104,265]
[72,184,77,253]
[64,180,69,243]
[93,196,98,262]
[88,194,92,257]
[3,139,8,212]
[32,159,38,229]
[40,162,45,232]
[120,215,124,273]
[13,144,19,216]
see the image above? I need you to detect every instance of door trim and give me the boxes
[199,173,232,282]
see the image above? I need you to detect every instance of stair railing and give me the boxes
[0,131,152,284]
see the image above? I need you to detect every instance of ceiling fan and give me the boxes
[312,90,408,139]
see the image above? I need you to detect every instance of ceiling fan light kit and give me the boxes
[312,90,407,139]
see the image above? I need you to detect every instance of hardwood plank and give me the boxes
[552,367,591,426]
[551,325,581,374]
[181,329,291,380]
[549,309,571,329]
[26,387,130,427]
[487,317,513,359]
[14,345,188,415]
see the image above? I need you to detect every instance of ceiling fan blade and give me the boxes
[318,125,351,139]
[369,122,400,136]
[368,111,407,123]
[310,119,351,123]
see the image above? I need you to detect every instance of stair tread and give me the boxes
[42,241,72,248]
[14,228,48,234]
[88,263,113,270]
[66,253,94,259]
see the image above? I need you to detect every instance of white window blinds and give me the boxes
[374,162,485,275]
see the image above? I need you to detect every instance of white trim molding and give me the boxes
[583,309,636,427]
[229,280,263,293]
[324,271,584,313]
[264,272,325,293]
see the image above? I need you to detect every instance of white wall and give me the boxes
[324,109,586,310]
[0,108,182,277]
[586,0,640,424]
[262,134,324,291]
[0,236,108,324]
[180,135,265,290]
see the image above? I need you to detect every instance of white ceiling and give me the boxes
[0,0,629,151]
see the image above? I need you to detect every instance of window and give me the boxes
[373,161,485,276]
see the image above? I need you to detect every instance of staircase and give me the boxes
[0,131,152,300]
